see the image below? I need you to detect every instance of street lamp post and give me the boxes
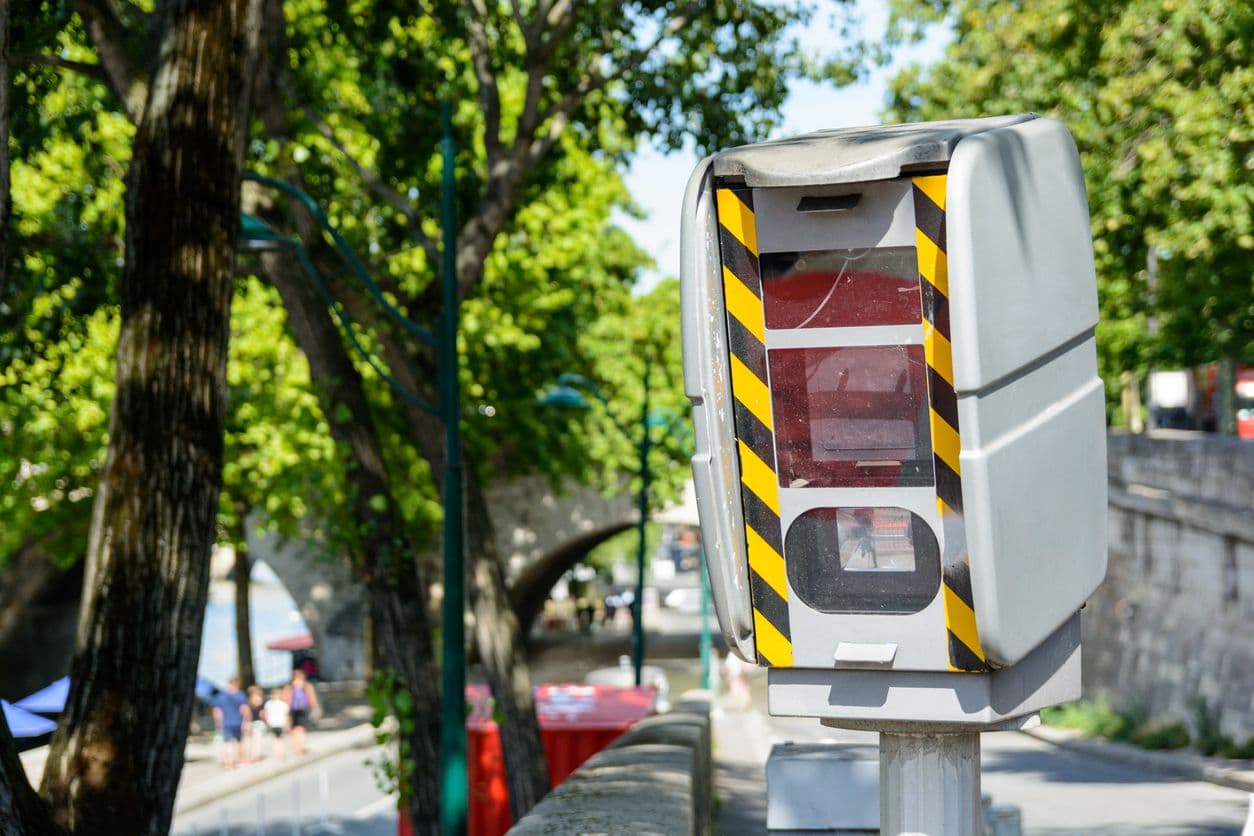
[437,100,468,836]
[238,101,468,835]
[630,357,651,687]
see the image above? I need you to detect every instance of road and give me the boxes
[171,747,397,836]
[758,711,1251,835]
[169,581,1252,835]
[598,574,1253,834]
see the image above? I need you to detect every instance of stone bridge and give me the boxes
[255,474,637,680]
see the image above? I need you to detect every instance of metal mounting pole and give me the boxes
[438,98,468,836]
[631,355,651,687]
[880,732,981,836]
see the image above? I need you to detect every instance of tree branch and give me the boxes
[467,0,503,169]
[73,0,145,122]
[536,1,701,129]
[299,103,440,268]
[12,53,109,82]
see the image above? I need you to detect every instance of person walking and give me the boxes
[283,668,320,757]
[263,687,291,760]
[211,676,250,769]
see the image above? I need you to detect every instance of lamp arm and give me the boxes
[244,172,438,350]
[289,242,439,417]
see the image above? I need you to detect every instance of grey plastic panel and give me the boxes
[946,118,1099,395]
[946,118,1107,666]
[713,115,1036,188]
[778,486,951,671]
[753,178,916,254]
[768,614,1082,727]
[680,156,758,663]
[958,340,1108,666]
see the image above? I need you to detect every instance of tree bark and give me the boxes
[465,467,550,818]
[0,535,64,651]
[0,705,64,836]
[250,2,442,827]
[37,2,262,833]
[260,245,442,833]
[0,0,9,290]
[232,516,255,687]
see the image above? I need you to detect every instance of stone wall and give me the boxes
[1083,432,1254,739]
[509,692,712,836]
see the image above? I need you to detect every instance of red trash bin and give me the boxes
[464,683,657,836]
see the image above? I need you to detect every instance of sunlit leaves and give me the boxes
[886,0,1253,411]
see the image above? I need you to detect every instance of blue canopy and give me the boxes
[2,701,57,738]
[195,676,220,703]
[14,676,69,715]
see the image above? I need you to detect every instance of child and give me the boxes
[263,687,291,760]
[245,685,266,764]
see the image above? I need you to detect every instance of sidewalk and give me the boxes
[708,665,1254,835]
[1023,723,1254,794]
[19,684,385,817]
[174,702,382,815]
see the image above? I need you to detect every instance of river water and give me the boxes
[198,561,308,688]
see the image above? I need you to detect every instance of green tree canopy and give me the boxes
[884,0,1253,411]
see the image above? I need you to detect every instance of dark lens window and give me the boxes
[785,507,940,614]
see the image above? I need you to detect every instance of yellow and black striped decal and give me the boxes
[913,174,990,673]
[715,186,793,668]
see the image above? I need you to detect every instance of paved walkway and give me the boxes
[19,685,383,817]
[708,664,1254,835]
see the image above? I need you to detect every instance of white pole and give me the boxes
[319,768,331,829]
[256,791,266,836]
[880,732,981,836]
[292,777,302,836]
[219,805,229,836]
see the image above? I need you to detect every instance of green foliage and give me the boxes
[1042,697,1142,742]
[885,0,1254,413]
[219,277,353,553]
[4,0,835,577]
[366,667,417,800]
[1044,697,1254,757]
[1191,699,1254,759]
[1131,722,1191,751]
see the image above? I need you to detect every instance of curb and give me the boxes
[1023,725,1254,794]
[174,722,383,815]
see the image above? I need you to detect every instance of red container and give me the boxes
[466,683,656,836]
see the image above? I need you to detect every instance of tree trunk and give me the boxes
[1,705,64,836]
[465,466,550,818]
[37,2,262,833]
[1216,355,1237,436]
[0,0,9,290]
[260,244,443,832]
[233,518,255,687]
[0,8,56,831]
[371,284,550,819]
[249,3,442,827]
[0,535,64,650]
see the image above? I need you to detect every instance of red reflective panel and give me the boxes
[761,247,922,329]
[769,345,934,488]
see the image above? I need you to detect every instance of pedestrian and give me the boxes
[283,668,320,757]
[245,685,266,764]
[263,687,291,760]
[211,676,250,769]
